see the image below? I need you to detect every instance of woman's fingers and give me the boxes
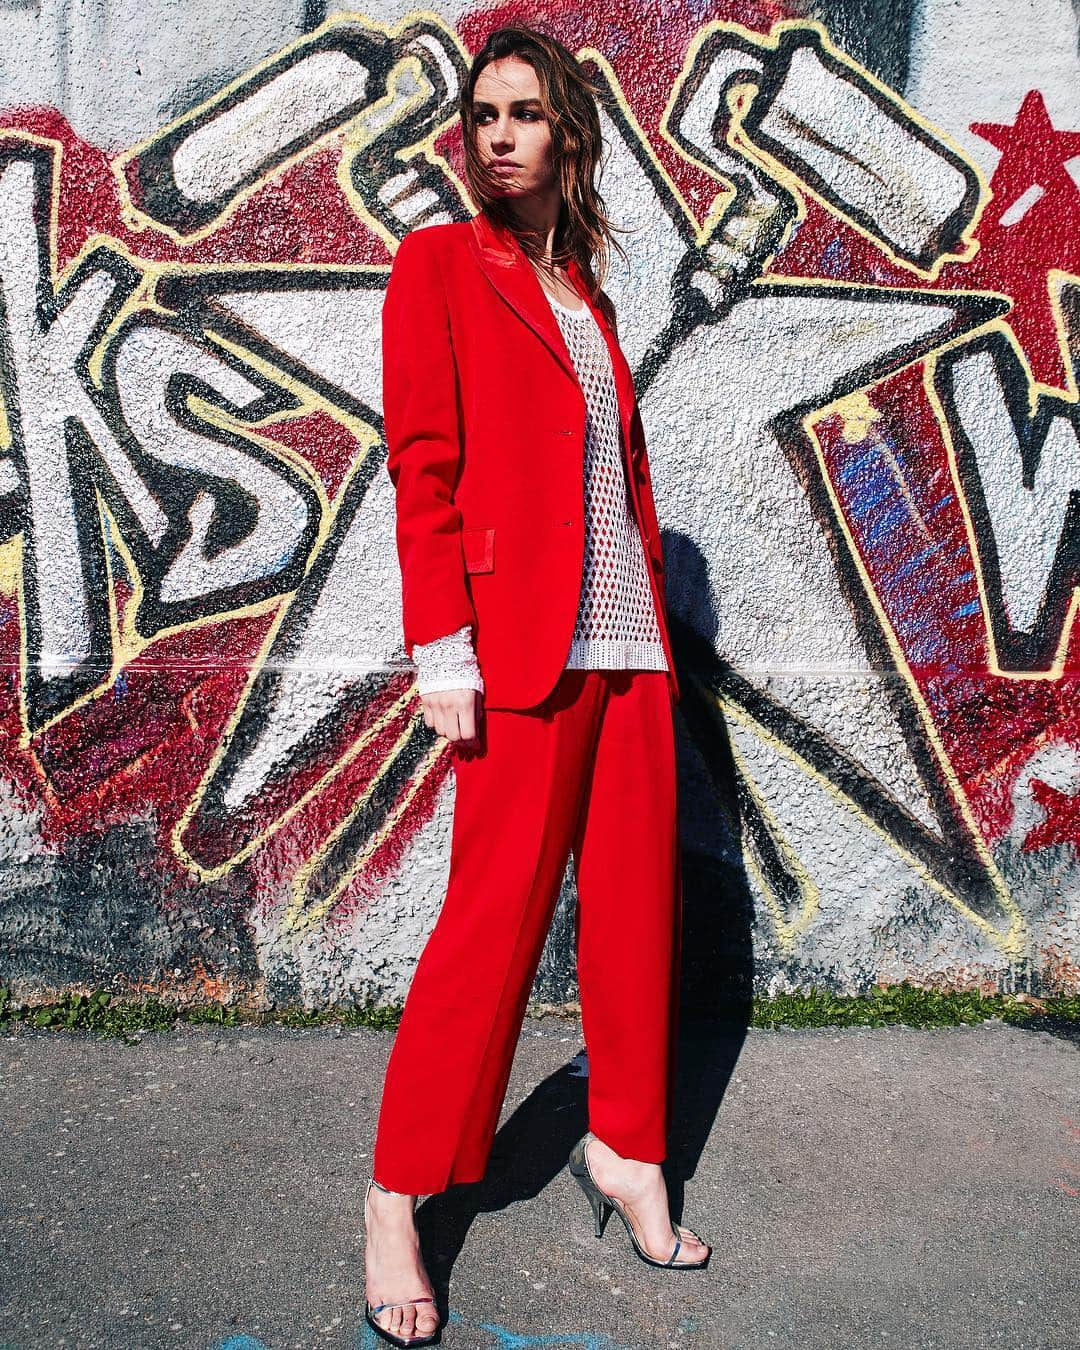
[456,696,479,744]
[420,689,484,744]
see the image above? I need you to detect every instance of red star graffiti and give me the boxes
[949,89,1080,391]
[1024,778,1080,856]
[971,90,1080,200]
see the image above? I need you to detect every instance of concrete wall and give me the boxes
[0,1,1078,1012]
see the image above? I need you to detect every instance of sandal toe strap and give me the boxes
[370,1296,436,1313]
[669,1224,709,1265]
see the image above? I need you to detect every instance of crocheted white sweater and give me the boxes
[413,286,667,694]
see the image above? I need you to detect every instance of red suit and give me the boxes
[380,209,680,710]
[374,212,682,1194]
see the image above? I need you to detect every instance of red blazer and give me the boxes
[381,209,680,710]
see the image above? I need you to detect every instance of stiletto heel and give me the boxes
[586,1185,609,1238]
[363,1178,442,1347]
[567,1131,711,1270]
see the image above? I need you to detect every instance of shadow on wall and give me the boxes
[531,529,757,1030]
[799,0,919,91]
[665,530,756,1028]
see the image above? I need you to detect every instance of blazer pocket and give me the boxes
[462,526,495,573]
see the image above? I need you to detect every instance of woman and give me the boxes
[364,24,710,1347]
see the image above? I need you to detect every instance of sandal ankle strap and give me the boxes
[370,1176,411,1196]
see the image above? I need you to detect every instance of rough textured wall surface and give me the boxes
[0,1,1078,1011]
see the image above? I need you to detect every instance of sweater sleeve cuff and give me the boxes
[413,624,485,696]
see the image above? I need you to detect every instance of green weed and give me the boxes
[0,981,1076,1042]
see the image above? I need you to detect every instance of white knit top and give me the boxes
[412,285,667,694]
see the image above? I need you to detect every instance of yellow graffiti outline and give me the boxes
[0,123,445,898]
[112,12,465,249]
[297,34,707,923]
[747,271,1080,692]
[172,675,422,888]
[0,19,1064,938]
[712,692,822,951]
[572,46,706,247]
[281,728,447,935]
[167,427,411,881]
[660,19,990,284]
[0,535,20,593]
[924,309,1080,681]
[798,390,1027,954]
[709,669,1025,953]
[150,268,441,896]
[337,19,475,256]
[144,256,390,435]
[0,133,339,746]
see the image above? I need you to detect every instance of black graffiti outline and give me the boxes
[119,15,468,240]
[669,280,1011,924]
[161,45,1021,937]
[156,266,387,425]
[0,142,142,731]
[92,304,324,633]
[0,141,325,734]
[112,13,1007,928]
[737,24,982,272]
[936,322,1080,674]
[160,260,433,878]
[169,278,1017,935]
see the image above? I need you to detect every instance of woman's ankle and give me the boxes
[588,1131,666,1168]
[366,1184,420,1233]
[371,1177,417,1198]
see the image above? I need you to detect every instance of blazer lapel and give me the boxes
[466,211,638,454]
[467,211,578,385]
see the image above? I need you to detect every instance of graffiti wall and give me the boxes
[1,0,1078,1009]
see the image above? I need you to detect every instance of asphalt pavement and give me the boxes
[1,1016,1077,1350]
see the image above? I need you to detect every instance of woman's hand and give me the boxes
[420,688,484,746]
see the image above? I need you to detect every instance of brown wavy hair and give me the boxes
[458,24,628,304]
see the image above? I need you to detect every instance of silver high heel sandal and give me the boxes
[568,1131,711,1270]
[363,1178,441,1347]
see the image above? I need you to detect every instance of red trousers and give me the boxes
[373,667,683,1195]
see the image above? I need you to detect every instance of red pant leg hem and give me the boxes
[372,1158,488,1195]
[587,1120,668,1165]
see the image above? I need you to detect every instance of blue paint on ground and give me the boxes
[349,1309,630,1350]
[475,1327,632,1349]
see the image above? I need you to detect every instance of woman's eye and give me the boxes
[474,109,542,124]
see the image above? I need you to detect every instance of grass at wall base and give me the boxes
[1,982,1078,1043]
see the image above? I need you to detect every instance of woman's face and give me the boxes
[471,56,557,200]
